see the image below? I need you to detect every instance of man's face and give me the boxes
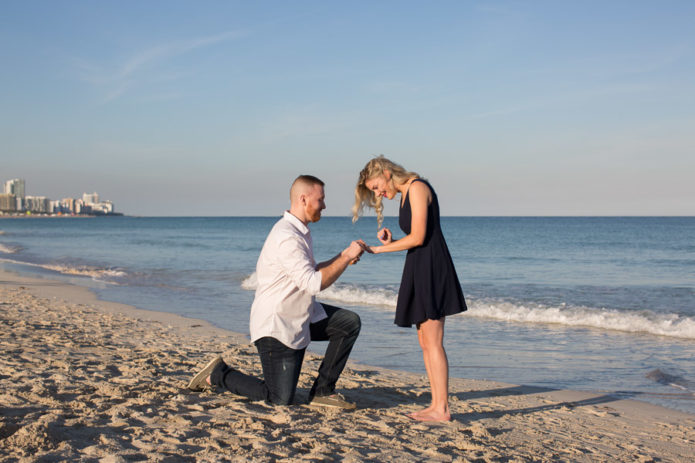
[304,184,326,223]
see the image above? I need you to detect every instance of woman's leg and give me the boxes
[410,318,451,421]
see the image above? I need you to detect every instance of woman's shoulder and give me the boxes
[406,178,434,206]
[409,178,433,195]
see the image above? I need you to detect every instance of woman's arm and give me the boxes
[372,181,431,254]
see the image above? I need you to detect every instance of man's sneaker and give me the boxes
[309,393,356,410]
[187,356,224,391]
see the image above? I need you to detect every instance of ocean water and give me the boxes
[1,216,694,413]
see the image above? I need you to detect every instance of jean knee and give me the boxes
[270,388,294,405]
[347,311,361,336]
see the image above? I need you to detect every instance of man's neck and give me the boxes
[287,208,308,226]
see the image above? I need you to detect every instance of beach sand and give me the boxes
[1,269,694,462]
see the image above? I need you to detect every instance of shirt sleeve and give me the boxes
[275,234,323,296]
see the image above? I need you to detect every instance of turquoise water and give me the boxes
[1,216,694,413]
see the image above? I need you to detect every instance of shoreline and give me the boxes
[2,268,694,461]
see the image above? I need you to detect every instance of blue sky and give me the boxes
[2,1,694,216]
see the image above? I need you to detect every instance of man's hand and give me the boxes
[318,240,368,289]
[343,240,366,264]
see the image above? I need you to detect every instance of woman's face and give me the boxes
[365,173,396,200]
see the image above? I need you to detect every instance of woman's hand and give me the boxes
[377,228,392,245]
[357,240,374,255]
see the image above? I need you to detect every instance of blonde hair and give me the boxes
[352,155,419,227]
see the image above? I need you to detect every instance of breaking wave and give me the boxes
[469,299,695,340]
[42,263,127,280]
[242,272,398,307]
[0,243,20,254]
[240,272,258,290]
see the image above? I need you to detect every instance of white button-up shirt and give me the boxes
[249,211,327,349]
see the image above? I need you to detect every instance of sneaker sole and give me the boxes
[187,356,223,391]
[308,399,356,410]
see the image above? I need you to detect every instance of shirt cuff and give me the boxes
[308,270,323,295]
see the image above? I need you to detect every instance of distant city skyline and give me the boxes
[1,177,116,215]
[2,1,694,216]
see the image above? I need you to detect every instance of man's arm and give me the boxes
[316,240,365,290]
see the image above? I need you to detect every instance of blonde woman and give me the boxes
[354,155,467,421]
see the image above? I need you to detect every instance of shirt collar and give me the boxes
[283,210,310,235]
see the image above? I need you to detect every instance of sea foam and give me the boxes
[242,272,399,307]
[0,243,19,254]
[43,264,127,280]
[0,257,126,282]
[470,299,695,340]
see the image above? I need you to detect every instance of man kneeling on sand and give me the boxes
[189,175,366,409]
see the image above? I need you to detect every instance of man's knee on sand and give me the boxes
[270,390,295,405]
[266,385,297,405]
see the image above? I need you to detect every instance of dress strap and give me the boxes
[412,178,437,203]
[401,178,432,208]
[407,178,432,195]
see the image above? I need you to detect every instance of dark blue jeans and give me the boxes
[210,304,360,405]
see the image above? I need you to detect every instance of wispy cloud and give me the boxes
[74,30,245,102]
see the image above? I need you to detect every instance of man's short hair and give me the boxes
[294,175,324,188]
[290,175,325,201]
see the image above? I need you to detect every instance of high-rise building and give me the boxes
[60,198,76,214]
[50,200,61,214]
[25,196,50,213]
[0,193,17,212]
[4,179,25,198]
[82,192,99,205]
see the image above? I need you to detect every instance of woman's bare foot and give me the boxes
[407,406,451,422]
[411,409,451,422]
[407,405,432,419]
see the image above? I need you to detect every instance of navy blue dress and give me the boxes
[395,179,467,327]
